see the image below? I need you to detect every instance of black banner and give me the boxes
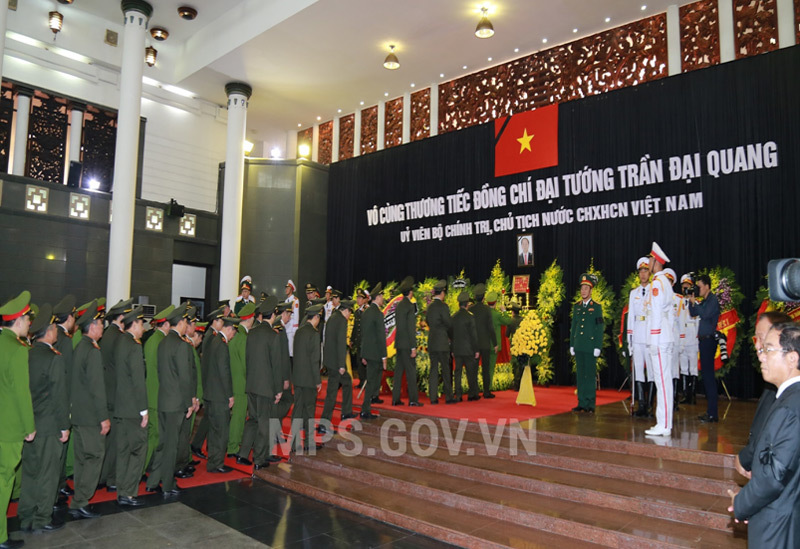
[327,46,800,397]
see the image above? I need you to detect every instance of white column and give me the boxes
[286,129,297,160]
[377,100,385,150]
[0,0,8,80]
[218,82,252,301]
[777,0,797,47]
[402,92,411,144]
[311,123,319,162]
[11,87,32,176]
[106,0,152,304]
[66,104,85,184]
[332,116,340,163]
[354,109,362,157]
[718,0,736,62]
[429,83,439,137]
[666,5,681,76]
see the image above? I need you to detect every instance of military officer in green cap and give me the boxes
[98,297,133,492]
[202,314,240,473]
[189,306,226,459]
[147,304,193,495]
[452,291,480,401]
[0,291,35,549]
[470,284,497,399]
[228,302,257,463]
[291,304,324,453]
[69,300,109,519]
[359,283,387,419]
[426,280,455,404]
[113,306,148,506]
[271,302,295,453]
[144,304,174,471]
[569,273,605,413]
[73,297,105,349]
[179,307,202,471]
[487,291,513,390]
[52,294,76,498]
[393,277,423,407]
[320,299,357,432]
[18,303,68,533]
[352,288,368,388]
[240,297,281,469]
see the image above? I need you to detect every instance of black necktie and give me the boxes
[642,288,645,296]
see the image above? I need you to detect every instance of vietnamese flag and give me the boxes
[494,104,559,178]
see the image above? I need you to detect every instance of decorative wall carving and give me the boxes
[338,114,354,161]
[680,0,721,71]
[81,105,117,191]
[360,106,377,156]
[384,98,403,149]
[26,91,68,183]
[318,120,333,164]
[734,0,778,58]
[0,86,13,174]
[410,88,430,142]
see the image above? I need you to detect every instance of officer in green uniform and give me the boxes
[228,303,256,463]
[320,299,356,431]
[291,304,323,453]
[202,314,240,473]
[569,273,605,413]
[271,302,294,455]
[113,306,148,506]
[487,291,513,387]
[98,298,133,492]
[18,304,69,533]
[69,301,109,519]
[146,304,193,495]
[469,284,497,399]
[0,291,35,549]
[452,291,480,400]
[72,298,105,349]
[359,283,387,419]
[506,302,524,390]
[240,297,281,469]
[393,277,423,406]
[190,306,226,459]
[352,289,368,388]
[52,295,76,499]
[176,305,200,477]
[143,304,174,471]
[426,280,454,404]
[182,312,203,468]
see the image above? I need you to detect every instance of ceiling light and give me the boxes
[475,7,494,39]
[316,116,321,121]
[57,0,74,4]
[462,65,467,70]
[178,6,197,20]
[410,83,415,88]
[142,76,159,87]
[337,108,342,113]
[384,92,388,97]
[542,38,547,44]
[298,144,310,158]
[439,73,444,78]
[145,46,157,67]
[297,123,302,127]
[488,57,492,61]
[360,101,364,105]
[150,27,169,41]
[641,5,647,10]
[514,48,519,53]
[605,17,611,23]
[87,178,100,190]
[49,11,63,34]
[163,84,194,98]
[383,44,400,70]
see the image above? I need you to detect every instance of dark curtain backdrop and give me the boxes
[327,45,800,398]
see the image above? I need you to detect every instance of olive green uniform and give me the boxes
[54,326,74,490]
[114,332,148,499]
[393,297,419,403]
[144,329,166,469]
[69,336,108,510]
[1,329,35,543]
[470,301,496,396]
[202,333,234,470]
[570,299,604,410]
[351,305,366,382]
[273,324,294,445]
[490,307,513,386]
[321,310,353,420]
[240,321,281,464]
[99,324,123,488]
[359,303,387,415]
[426,298,453,402]
[452,308,479,398]
[190,328,218,452]
[227,324,249,454]
[291,323,321,451]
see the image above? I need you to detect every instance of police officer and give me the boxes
[677,274,699,404]
[393,277,423,407]
[228,303,256,463]
[359,283,387,419]
[569,274,604,413]
[627,257,654,418]
[452,291,479,401]
[321,299,357,431]
[426,280,454,404]
[470,283,497,399]
[291,304,324,454]
[144,304,174,471]
[352,288,368,388]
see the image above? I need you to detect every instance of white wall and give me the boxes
[171,263,207,308]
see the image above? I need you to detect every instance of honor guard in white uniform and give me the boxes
[644,242,675,437]
[284,280,300,357]
[627,257,654,418]
[662,268,681,411]
[677,273,699,404]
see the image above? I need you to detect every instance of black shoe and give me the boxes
[483,393,496,399]
[304,443,324,452]
[359,412,378,420]
[409,401,424,407]
[0,539,25,548]
[59,486,74,497]
[430,400,439,405]
[371,397,384,404]
[392,400,405,406]
[174,469,194,479]
[209,465,233,473]
[316,425,328,434]
[145,485,162,494]
[185,465,196,473]
[253,462,270,470]
[140,474,149,483]
[226,453,237,458]
[445,399,458,404]
[37,518,65,532]
[117,496,145,507]
[19,525,33,533]
[191,446,207,459]
[467,395,481,401]
[341,413,357,420]
[235,455,252,465]
[190,459,200,466]
[69,506,101,519]
[267,455,283,463]
[698,413,718,423]
[103,484,116,492]
[162,489,182,497]
[585,408,595,414]
[572,406,584,412]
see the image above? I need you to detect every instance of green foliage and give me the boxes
[446,269,470,314]
[536,259,565,321]
[486,259,510,298]
[350,280,370,300]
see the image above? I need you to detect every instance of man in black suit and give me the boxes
[518,236,532,266]
[731,322,800,547]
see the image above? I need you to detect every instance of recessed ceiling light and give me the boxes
[542,38,547,44]
[178,6,197,20]
[462,65,467,70]
[439,73,444,78]
[488,57,492,61]
[514,48,519,53]
[316,116,321,121]
[337,109,342,113]
[297,123,302,127]
[410,83,415,88]
[641,5,647,10]
[384,92,389,97]
[150,27,169,41]
[360,101,364,105]
[604,17,611,23]
[573,28,578,33]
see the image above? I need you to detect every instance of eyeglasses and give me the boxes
[758,347,788,355]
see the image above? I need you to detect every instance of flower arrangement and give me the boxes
[446,269,470,314]
[511,309,547,359]
[748,277,800,370]
[698,266,744,378]
[525,259,565,384]
[486,259,510,299]
[569,260,614,373]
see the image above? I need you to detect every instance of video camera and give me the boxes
[682,272,699,297]
[769,259,800,302]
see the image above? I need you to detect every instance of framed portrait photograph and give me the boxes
[517,233,533,267]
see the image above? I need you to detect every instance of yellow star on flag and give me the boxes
[517,128,534,154]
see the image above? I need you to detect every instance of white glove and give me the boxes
[593,348,601,357]
[569,347,575,356]
[627,337,632,351]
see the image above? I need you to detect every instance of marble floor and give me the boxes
[7,479,456,549]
